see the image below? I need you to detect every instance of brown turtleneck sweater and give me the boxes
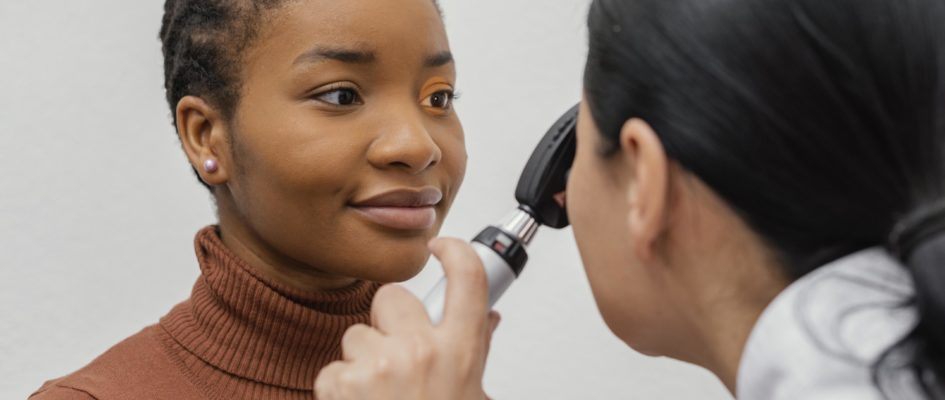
[31,226,381,400]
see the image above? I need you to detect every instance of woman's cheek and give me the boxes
[437,123,468,202]
[566,158,593,237]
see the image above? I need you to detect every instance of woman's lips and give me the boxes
[351,206,438,230]
[350,187,443,231]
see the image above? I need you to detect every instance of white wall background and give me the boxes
[0,1,732,399]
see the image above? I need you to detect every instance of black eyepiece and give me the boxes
[514,104,579,229]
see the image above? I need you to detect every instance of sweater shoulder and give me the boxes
[29,384,97,400]
[30,324,204,400]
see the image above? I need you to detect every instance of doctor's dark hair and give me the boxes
[585,0,945,397]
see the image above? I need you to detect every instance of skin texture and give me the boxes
[176,0,466,291]
[315,99,791,397]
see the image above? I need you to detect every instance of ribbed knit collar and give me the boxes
[160,226,381,390]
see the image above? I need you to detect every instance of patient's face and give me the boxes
[220,0,466,284]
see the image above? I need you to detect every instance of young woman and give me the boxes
[30,0,465,399]
[314,0,945,399]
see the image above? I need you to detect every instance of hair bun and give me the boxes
[889,201,945,262]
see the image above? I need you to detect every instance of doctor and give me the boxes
[314,0,945,399]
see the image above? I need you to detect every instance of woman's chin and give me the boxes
[359,265,427,284]
[353,248,432,283]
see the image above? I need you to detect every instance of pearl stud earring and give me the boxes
[203,159,219,173]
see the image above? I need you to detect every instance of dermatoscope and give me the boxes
[423,104,579,324]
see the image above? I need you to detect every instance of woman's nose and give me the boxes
[367,113,442,175]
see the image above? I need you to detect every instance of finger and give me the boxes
[340,323,386,361]
[428,237,490,334]
[487,311,501,335]
[371,284,432,335]
[314,361,346,400]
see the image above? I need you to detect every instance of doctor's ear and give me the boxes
[618,118,670,262]
[175,95,233,187]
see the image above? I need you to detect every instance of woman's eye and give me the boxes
[422,90,455,110]
[315,88,362,106]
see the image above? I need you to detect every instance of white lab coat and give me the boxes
[736,248,926,400]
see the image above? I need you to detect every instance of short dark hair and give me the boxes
[585,0,945,397]
[160,0,290,127]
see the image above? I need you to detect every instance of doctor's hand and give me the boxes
[314,238,501,400]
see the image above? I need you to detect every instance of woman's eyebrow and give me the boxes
[425,51,453,68]
[292,47,452,68]
[293,46,377,66]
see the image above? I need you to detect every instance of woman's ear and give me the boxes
[176,95,232,187]
[619,118,669,262]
